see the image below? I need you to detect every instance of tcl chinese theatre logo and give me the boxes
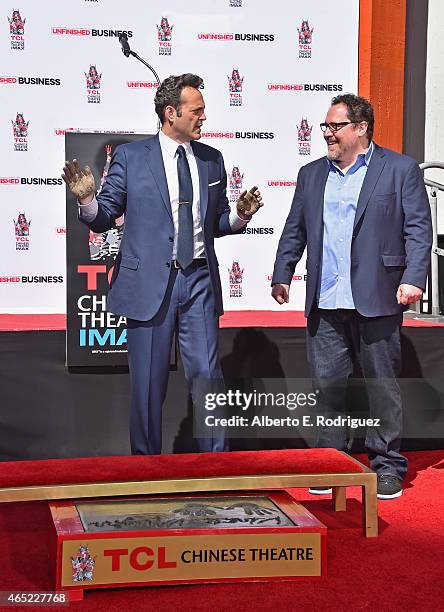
[228,68,243,106]
[13,212,31,250]
[11,112,29,151]
[298,19,313,58]
[71,545,96,582]
[229,261,243,298]
[228,166,244,203]
[85,65,101,103]
[157,17,173,55]
[8,9,25,50]
[297,118,312,155]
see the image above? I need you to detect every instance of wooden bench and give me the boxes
[0,448,378,537]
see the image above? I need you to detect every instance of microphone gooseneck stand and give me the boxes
[118,33,161,131]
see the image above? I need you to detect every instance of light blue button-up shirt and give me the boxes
[318,142,374,309]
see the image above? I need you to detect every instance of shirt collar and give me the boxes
[159,129,193,159]
[364,140,374,165]
[327,141,374,174]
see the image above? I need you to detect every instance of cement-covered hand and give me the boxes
[236,185,264,219]
[62,159,96,204]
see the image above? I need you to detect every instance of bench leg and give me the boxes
[362,482,378,537]
[333,486,346,511]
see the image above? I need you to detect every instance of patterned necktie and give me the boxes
[176,145,194,269]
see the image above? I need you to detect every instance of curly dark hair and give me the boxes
[154,73,203,123]
[331,93,374,141]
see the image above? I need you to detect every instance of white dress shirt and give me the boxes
[79,130,248,258]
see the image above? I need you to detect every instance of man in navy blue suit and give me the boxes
[63,73,263,455]
[272,94,432,499]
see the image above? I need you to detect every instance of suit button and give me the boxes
[166,262,171,268]
[169,236,173,242]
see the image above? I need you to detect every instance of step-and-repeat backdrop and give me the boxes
[1,0,359,315]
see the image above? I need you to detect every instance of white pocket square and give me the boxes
[208,180,221,187]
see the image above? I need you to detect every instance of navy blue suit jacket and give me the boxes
[86,134,236,321]
[272,144,432,317]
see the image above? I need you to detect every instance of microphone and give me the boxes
[116,34,161,130]
[119,33,131,57]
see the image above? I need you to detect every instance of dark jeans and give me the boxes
[306,308,407,479]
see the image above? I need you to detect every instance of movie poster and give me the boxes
[65,132,153,367]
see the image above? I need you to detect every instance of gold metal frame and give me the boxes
[0,453,377,537]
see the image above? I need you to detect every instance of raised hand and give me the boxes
[62,159,96,204]
[236,185,264,220]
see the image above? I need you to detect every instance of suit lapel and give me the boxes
[353,144,386,230]
[145,134,172,221]
[191,141,208,221]
[312,160,330,245]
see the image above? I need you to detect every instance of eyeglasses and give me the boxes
[319,121,358,133]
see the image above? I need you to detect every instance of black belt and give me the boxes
[172,258,207,270]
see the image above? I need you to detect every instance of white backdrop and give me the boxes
[0,0,359,314]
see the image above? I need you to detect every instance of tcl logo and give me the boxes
[104,547,177,571]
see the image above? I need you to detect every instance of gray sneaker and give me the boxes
[377,474,403,499]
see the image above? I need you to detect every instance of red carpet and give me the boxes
[0,451,442,611]
[0,311,443,331]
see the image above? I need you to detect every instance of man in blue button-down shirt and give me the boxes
[319,141,374,309]
[272,94,432,499]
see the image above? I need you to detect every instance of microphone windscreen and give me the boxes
[119,33,130,57]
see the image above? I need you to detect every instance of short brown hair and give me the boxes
[154,73,203,123]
